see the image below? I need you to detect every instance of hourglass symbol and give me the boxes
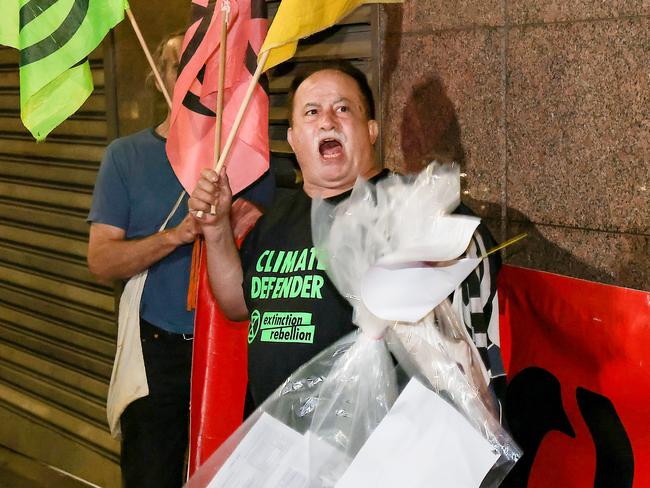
[248,310,261,343]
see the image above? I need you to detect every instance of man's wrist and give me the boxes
[202,218,232,243]
[162,227,182,248]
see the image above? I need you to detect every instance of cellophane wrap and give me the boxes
[186,164,520,487]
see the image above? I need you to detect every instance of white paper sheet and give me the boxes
[360,258,481,322]
[207,413,307,488]
[207,413,349,488]
[335,378,499,488]
[380,215,481,265]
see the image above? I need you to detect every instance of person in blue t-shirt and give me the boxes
[87,32,273,488]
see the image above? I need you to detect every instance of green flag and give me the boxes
[0,2,19,49]
[0,0,128,141]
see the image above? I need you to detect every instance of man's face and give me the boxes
[159,36,182,96]
[287,70,379,197]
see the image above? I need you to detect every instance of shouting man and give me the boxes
[189,62,505,414]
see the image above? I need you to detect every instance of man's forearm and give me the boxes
[203,222,249,321]
[88,228,185,283]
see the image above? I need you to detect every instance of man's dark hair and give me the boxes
[287,61,376,126]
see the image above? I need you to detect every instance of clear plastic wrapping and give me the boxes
[187,163,520,487]
[385,301,521,484]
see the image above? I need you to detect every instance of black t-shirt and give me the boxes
[240,169,501,408]
[240,187,356,407]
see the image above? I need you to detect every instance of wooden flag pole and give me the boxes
[196,49,269,218]
[214,1,230,165]
[188,2,231,310]
[207,1,231,216]
[125,8,173,109]
[214,50,269,174]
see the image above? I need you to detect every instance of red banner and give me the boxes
[188,248,248,475]
[188,199,262,475]
[499,265,649,488]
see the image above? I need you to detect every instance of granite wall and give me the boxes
[379,1,649,291]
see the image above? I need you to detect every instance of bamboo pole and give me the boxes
[125,8,173,109]
[481,233,528,259]
[214,50,269,174]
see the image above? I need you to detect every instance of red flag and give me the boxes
[167,0,269,195]
[189,199,263,474]
[499,266,649,487]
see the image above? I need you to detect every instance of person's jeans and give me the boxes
[120,319,193,488]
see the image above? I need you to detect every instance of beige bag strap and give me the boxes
[107,188,188,438]
[159,190,187,231]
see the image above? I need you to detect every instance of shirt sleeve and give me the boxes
[454,222,507,420]
[87,141,131,231]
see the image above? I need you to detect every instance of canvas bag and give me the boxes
[106,192,186,438]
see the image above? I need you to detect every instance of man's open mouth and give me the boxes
[318,138,343,160]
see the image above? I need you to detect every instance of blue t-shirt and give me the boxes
[88,128,274,334]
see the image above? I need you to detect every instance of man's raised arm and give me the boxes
[189,168,249,321]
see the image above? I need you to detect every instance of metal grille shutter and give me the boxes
[0,46,121,486]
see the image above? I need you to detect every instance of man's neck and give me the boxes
[303,166,382,199]
[155,112,172,138]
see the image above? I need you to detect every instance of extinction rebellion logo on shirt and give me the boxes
[248,247,325,345]
[248,310,315,344]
